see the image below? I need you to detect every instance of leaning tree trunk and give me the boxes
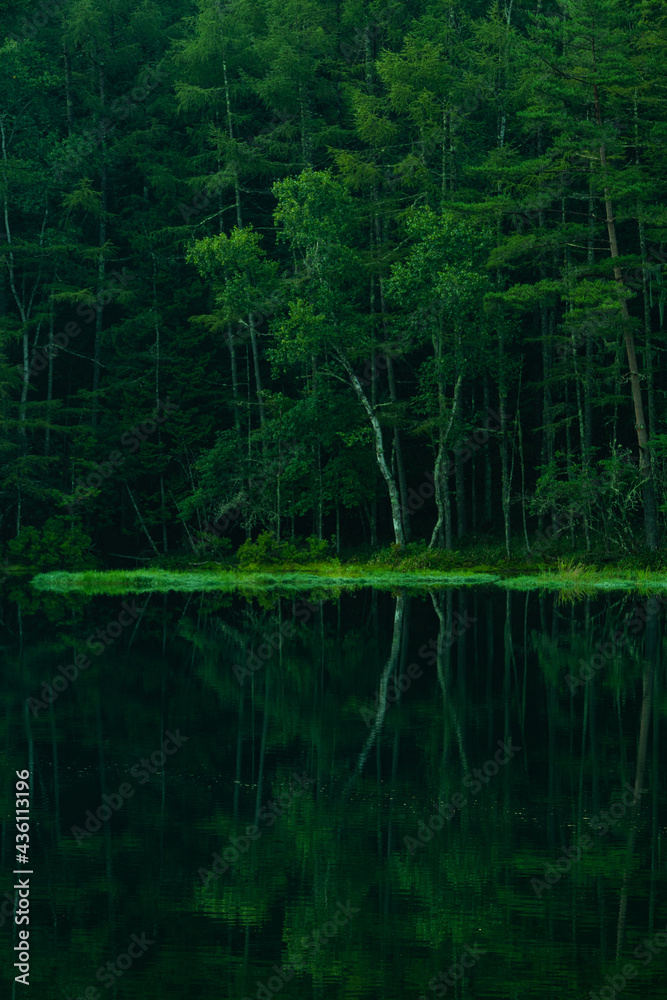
[341,356,405,547]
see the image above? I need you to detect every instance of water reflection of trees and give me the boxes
[0,588,664,998]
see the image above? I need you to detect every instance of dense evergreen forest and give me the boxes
[2,0,667,569]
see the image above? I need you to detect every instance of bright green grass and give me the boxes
[30,568,502,595]
[28,565,667,596]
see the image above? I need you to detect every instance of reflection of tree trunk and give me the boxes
[520,593,529,740]
[504,591,511,747]
[487,596,494,747]
[155,601,167,934]
[458,590,467,723]
[95,701,115,963]
[648,652,659,935]
[546,677,557,853]
[352,592,405,779]
[615,599,656,959]
[254,666,270,825]
[233,668,244,821]
[49,702,60,842]
[385,724,400,918]
[385,595,410,874]
[589,661,607,954]
[431,591,468,775]
[503,590,513,824]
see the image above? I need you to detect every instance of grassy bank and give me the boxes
[30,566,502,595]
[29,560,667,596]
[15,534,667,595]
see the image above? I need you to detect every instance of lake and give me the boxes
[2,585,665,999]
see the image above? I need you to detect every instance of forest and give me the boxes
[2,0,667,571]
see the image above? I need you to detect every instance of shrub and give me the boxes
[7,517,95,571]
[236,532,331,567]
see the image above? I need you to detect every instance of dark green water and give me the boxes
[2,586,665,1000]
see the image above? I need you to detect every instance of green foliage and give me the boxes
[533,454,643,553]
[7,517,95,571]
[186,226,278,323]
[236,531,331,567]
[1,0,666,567]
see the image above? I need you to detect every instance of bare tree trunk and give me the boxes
[63,38,74,136]
[430,376,462,549]
[386,355,410,542]
[126,484,160,557]
[45,291,54,456]
[483,375,492,523]
[222,50,265,444]
[593,81,658,549]
[499,329,511,558]
[454,418,467,540]
[228,325,242,440]
[92,55,107,431]
[638,215,656,439]
[615,599,656,958]
[341,357,405,547]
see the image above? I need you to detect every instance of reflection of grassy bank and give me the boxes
[29,562,667,595]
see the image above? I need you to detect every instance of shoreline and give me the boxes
[24,564,667,595]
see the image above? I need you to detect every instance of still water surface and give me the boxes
[2,586,665,999]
